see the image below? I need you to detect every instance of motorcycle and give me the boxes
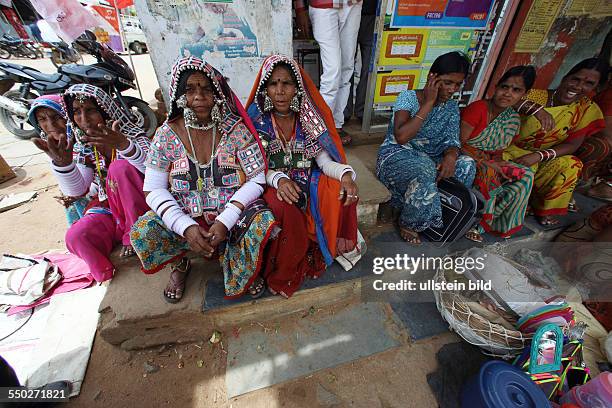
[0,31,157,139]
[0,35,43,60]
[49,41,82,67]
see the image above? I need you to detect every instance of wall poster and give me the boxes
[514,0,564,53]
[391,0,494,28]
[374,70,422,103]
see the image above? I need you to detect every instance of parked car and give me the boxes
[121,18,148,54]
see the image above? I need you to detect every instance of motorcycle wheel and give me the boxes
[121,96,158,137]
[0,48,10,59]
[0,90,37,139]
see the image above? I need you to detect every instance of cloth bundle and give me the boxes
[0,254,61,306]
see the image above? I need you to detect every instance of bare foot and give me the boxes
[399,227,421,244]
[465,228,483,243]
[164,258,191,303]
[119,245,135,258]
[537,216,560,226]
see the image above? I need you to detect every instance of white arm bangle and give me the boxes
[315,151,356,181]
[145,188,197,236]
[117,139,134,156]
[161,205,198,237]
[266,170,289,188]
[52,161,89,197]
[229,174,265,207]
[273,172,290,189]
[143,167,169,192]
[215,202,242,230]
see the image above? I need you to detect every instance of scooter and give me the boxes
[0,31,156,139]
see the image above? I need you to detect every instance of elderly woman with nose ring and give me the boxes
[246,54,362,299]
[130,57,277,303]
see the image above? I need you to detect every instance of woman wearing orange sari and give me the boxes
[246,55,361,298]
[505,58,607,225]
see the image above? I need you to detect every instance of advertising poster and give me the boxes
[379,29,430,66]
[379,28,473,67]
[422,29,473,63]
[374,70,422,103]
[514,0,564,53]
[391,0,494,28]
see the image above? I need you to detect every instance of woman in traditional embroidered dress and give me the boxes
[376,52,476,244]
[28,95,90,225]
[57,84,150,282]
[246,55,360,299]
[129,57,276,303]
[505,58,608,226]
[460,66,537,242]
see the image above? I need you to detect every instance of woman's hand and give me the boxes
[83,120,130,151]
[488,160,512,181]
[295,10,311,39]
[208,221,228,248]
[339,173,358,206]
[514,153,540,167]
[534,109,555,132]
[423,73,440,107]
[277,178,301,204]
[437,151,457,181]
[33,134,73,167]
[184,225,215,257]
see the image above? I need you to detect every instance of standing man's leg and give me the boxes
[309,7,341,116]
[335,3,362,130]
[354,14,375,120]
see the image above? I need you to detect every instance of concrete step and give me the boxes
[345,144,390,228]
[98,254,367,350]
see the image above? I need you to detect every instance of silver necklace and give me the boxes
[186,121,215,131]
[185,125,217,195]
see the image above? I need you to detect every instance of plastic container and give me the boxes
[578,372,612,403]
[461,361,551,408]
[560,373,612,407]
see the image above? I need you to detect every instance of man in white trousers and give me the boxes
[295,0,363,145]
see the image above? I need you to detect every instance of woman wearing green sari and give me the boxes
[460,66,536,242]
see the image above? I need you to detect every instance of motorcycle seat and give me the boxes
[21,67,63,83]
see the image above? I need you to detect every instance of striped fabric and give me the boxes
[294,0,362,11]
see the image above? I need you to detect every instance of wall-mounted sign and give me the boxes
[374,70,422,103]
[391,0,494,28]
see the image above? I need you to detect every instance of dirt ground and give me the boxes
[0,159,453,408]
[66,316,455,408]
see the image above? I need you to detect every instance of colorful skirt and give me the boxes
[504,145,583,217]
[262,187,358,298]
[466,147,534,236]
[129,199,278,298]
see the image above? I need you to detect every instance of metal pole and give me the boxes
[114,3,143,100]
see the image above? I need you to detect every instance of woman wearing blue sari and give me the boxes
[377,52,476,244]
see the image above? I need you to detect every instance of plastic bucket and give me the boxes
[461,361,550,408]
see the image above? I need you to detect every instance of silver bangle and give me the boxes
[536,151,545,162]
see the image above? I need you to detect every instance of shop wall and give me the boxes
[485,0,611,97]
[133,0,292,105]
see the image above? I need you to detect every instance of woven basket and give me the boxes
[433,267,532,359]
